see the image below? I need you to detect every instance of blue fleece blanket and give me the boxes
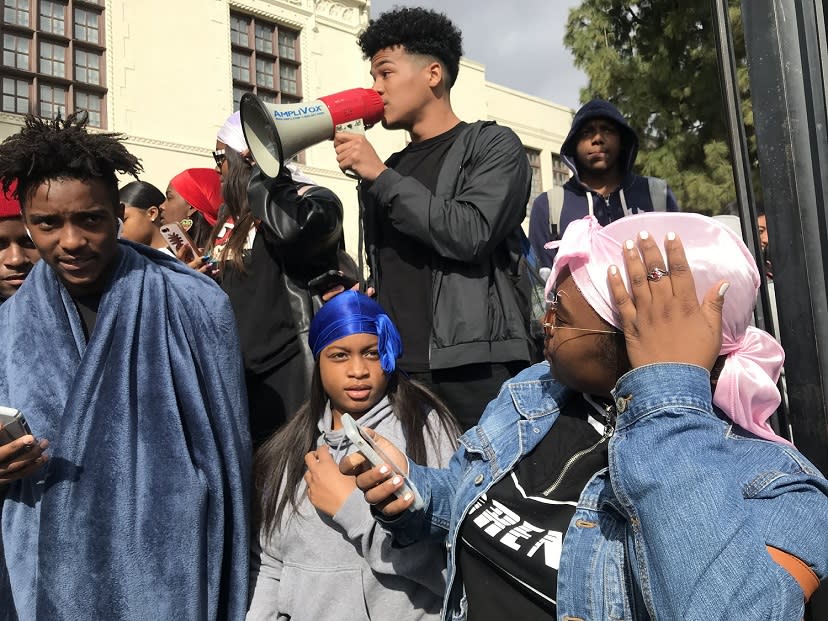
[0,241,251,620]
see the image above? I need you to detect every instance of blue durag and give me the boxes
[308,291,402,372]
[0,241,251,620]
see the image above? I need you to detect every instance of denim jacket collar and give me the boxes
[458,363,570,469]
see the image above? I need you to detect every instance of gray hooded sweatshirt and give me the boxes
[247,397,456,621]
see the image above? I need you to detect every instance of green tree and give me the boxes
[564,0,756,214]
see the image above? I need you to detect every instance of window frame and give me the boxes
[551,153,571,187]
[525,147,543,205]
[0,0,107,127]
[230,10,301,111]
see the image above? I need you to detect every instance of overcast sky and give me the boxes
[368,0,588,109]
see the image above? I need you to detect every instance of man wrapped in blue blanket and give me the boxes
[0,114,251,620]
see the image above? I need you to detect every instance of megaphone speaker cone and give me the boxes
[240,93,284,178]
[240,88,386,179]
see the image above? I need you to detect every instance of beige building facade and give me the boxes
[0,0,573,251]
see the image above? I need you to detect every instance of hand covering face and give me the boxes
[547,213,787,444]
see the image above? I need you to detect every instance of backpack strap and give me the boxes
[647,176,668,212]
[546,190,563,238]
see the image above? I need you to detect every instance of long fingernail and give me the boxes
[718,282,730,297]
[639,230,649,240]
[625,239,634,250]
[666,231,676,241]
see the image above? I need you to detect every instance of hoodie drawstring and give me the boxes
[619,188,632,217]
[588,187,634,223]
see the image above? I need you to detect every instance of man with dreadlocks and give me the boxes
[0,114,251,620]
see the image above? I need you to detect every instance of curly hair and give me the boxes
[358,7,463,88]
[0,112,142,210]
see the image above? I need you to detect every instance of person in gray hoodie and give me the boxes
[247,291,459,621]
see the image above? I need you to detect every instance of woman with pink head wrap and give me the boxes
[340,212,828,620]
[547,212,786,444]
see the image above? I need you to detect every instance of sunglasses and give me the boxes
[212,149,226,167]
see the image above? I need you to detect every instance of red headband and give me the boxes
[169,168,222,226]
[0,180,22,219]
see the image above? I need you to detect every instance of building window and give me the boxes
[526,148,542,205]
[230,13,249,46]
[3,0,30,27]
[39,0,64,35]
[74,47,99,84]
[2,76,28,113]
[255,57,273,89]
[551,154,570,187]
[0,0,106,126]
[279,63,297,95]
[39,40,66,77]
[230,10,301,111]
[255,22,273,53]
[3,32,29,68]
[39,82,65,118]
[232,50,250,82]
[278,30,297,60]
[74,89,99,126]
[73,6,98,44]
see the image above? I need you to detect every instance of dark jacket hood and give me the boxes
[560,99,639,181]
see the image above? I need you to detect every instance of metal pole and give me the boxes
[741,0,828,463]
[709,0,775,337]
[710,0,792,439]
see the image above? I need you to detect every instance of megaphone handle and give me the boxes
[336,119,366,180]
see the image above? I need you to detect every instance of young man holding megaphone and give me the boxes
[332,7,533,430]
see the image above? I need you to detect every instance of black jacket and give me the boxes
[221,165,343,375]
[361,121,532,370]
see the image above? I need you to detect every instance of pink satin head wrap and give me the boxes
[546,213,788,444]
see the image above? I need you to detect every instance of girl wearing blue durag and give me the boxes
[248,291,459,621]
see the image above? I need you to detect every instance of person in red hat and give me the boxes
[0,181,40,302]
[160,168,222,251]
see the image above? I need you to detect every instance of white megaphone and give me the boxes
[240,88,384,178]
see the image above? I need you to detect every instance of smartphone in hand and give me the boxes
[308,270,359,297]
[160,222,199,261]
[0,406,31,447]
[341,413,424,511]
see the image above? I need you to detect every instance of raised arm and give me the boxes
[606,231,828,619]
[247,165,343,254]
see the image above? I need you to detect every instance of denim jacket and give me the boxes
[392,362,828,620]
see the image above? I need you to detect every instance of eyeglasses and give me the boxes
[212,149,226,167]
[541,294,619,338]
